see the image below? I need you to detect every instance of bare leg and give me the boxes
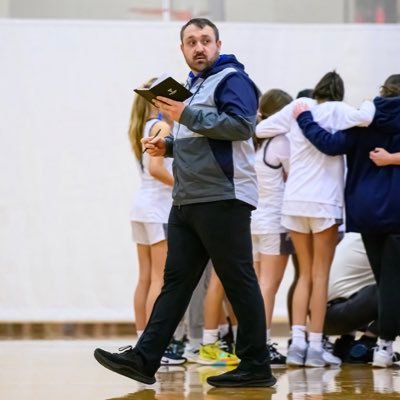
[203,268,225,329]
[289,231,313,327]
[309,225,338,333]
[287,254,299,326]
[134,244,151,331]
[145,239,167,323]
[258,254,289,329]
[223,298,238,326]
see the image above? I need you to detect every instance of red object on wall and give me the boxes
[375,5,386,23]
[129,7,192,20]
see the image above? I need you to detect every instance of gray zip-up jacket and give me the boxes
[165,54,259,208]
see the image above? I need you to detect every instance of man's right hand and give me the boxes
[141,135,166,157]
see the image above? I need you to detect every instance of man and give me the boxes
[94,18,276,388]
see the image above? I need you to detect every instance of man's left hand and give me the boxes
[153,96,186,122]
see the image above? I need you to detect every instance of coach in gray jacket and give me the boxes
[94,18,276,388]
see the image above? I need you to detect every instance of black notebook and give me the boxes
[134,76,193,103]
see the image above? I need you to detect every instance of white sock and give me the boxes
[203,329,219,345]
[186,337,201,352]
[378,338,393,353]
[291,325,307,349]
[232,325,238,342]
[266,328,272,345]
[218,323,229,338]
[308,332,323,351]
[136,330,144,340]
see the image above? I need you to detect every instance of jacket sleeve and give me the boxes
[164,134,174,158]
[179,72,257,141]
[297,111,355,156]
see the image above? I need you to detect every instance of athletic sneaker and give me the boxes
[94,345,156,384]
[198,341,239,366]
[268,343,287,365]
[346,335,377,363]
[305,347,342,367]
[372,346,394,368]
[183,345,200,363]
[286,344,306,367]
[161,338,187,366]
[333,334,356,361]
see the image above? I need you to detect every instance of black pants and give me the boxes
[136,200,268,373]
[362,233,400,341]
[324,285,378,336]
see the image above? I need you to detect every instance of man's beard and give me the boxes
[188,54,218,75]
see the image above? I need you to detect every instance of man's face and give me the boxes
[180,24,221,75]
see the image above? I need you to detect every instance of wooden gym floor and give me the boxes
[1,338,400,400]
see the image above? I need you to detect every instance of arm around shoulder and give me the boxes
[297,111,352,156]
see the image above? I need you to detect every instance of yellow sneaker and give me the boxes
[198,342,239,366]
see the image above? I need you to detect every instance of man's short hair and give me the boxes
[180,18,219,42]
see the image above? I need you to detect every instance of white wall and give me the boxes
[0,0,9,16]
[1,20,399,322]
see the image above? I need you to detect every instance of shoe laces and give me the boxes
[218,338,234,354]
[165,339,185,357]
[203,342,235,359]
[268,343,284,360]
[322,336,334,353]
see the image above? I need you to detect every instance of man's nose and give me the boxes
[194,42,205,53]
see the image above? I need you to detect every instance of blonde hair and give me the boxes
[128,77,157,163]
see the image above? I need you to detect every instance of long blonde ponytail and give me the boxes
[128,78,157,164]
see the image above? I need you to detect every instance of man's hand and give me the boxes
[141,135,166,157]
[369,147,394,166]
[293,102,310,119]
[153,96,186,122]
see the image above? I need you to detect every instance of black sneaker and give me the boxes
[94,345,156,384]
[333,334,355,361]
[346,335,377,364]
[268,343,286,365]
[161,338,187,365]
[207,364,277,388]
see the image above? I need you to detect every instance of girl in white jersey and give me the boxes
[128,78,173,340]
[256,72,375,367]
[251,89,294,365]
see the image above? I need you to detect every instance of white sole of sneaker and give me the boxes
[160,357,187,366]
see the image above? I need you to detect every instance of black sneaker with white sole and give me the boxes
[268,343,287,366]
[161,338,187,365]
[94,345,156,384]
